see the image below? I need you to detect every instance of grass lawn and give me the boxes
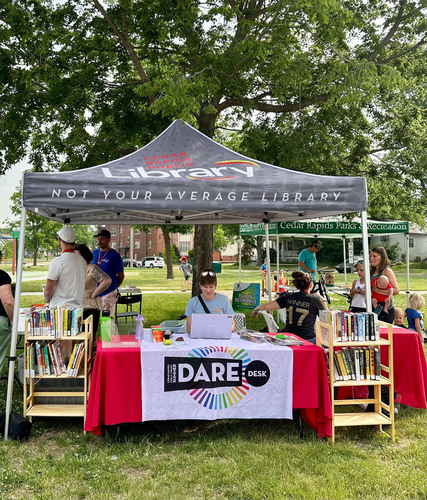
[1,263,427,499]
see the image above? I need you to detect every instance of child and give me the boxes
[178,256,192,292]
[371,275,393,314]
[274,274,286,296]
[394,307,406,327]
[405,292,425,341]
[349,261,366,313]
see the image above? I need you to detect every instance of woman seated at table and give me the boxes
[185,269,234,333]
[74,244,112,337]
[252,270,325,344]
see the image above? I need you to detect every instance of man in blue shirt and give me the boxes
[298,240,322,282]
[92,229,125,317]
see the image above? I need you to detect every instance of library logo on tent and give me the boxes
[102,155,260,181]
[164,346,270,410]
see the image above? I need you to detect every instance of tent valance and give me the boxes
[22,120,367,226]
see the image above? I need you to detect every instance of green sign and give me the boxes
[240,220,409,236]
[12,230,20,239]
[232,283,260,311]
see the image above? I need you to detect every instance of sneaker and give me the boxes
[182,289,186,292]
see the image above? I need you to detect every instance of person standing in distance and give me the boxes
[44,226,86,307]
[298,239,322,283]
[0,250,14,374]
[92,229,125,317]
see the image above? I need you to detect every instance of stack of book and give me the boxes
[28,304,84,338]
[25,340,85,378]
[324,346,381,382]
[319,309,379,342]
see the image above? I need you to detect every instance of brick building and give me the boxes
[97,225,194,260]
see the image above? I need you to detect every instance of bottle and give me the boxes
[135,314,144,341]
[100,310,112,341]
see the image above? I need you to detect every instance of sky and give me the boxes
[0,161,29,227]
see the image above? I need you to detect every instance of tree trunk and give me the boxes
[33,250,38,266]
[257,235,263,265]
[191,225,213,297]
[190,110,217,296]
[162,227,174,279]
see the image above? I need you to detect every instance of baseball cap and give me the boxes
[57,226,76,243]
[94,229,111,239]
[181,256,187,261]
[311,239,322,249]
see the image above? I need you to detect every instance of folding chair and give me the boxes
[115,293,142,324]
[233,312,247,333]
[259,310,279,333]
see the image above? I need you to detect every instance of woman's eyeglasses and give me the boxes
[201,271,216,277]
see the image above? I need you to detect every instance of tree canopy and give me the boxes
[1,0,426,282]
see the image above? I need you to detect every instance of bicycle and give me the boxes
[311,272,331,305]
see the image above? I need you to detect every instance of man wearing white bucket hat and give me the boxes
[44,226,86,307]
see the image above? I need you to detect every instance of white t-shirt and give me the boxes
[47,252,87,307]
[350,279,366,308]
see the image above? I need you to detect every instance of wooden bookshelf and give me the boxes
[316,318,395,443]
[23,316,93,432]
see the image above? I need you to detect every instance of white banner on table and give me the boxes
[140,335,293,421]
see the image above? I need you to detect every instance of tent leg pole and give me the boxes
[5,207,27,440]
[265,224,272,301]
[406,233,410,306]
[238,236,242,283]
[342,236,347,284]
[361,211,372,313]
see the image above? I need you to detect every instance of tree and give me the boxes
[133,225,192,279]
[8,188,95,265]
[1,0,426,291]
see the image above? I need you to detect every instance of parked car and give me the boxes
[335,258,362,273]
[122,258,139,268]
[138,256,165,268]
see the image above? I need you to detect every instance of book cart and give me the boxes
[23,316,93,431]
[316,317,394,443]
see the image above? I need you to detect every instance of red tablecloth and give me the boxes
[85,335,332,437]
[382,326,427,408]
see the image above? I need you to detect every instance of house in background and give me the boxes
[370,223,427,262]
[98,225,194,260]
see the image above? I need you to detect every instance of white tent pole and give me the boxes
[342,236,347,284]
[129,227,134,264]
[264,224,272,301]
[276,233,280,292]
[238,236,242,283]
[406,233,410,306]
[361,211,371,313]
[4,207,27,440]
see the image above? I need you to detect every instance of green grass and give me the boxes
[2,264,427,499]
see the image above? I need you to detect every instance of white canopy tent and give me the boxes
[5,119,369,438]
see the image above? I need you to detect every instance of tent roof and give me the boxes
[240,218,409,238]
[22,120,367,225]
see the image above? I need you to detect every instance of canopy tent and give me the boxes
[22,120,366,225]
[239,217,411,288]
[6,119,369,438]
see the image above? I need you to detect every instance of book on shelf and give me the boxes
[369,346,376,380]
[27,303,84,337]
[335,350,349,380]
[374,347,381,381]
[353,348,361,380]
[358,347,365,380]
[319,309,380,343]
[342,347,356,380]
[72,345,85,377]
